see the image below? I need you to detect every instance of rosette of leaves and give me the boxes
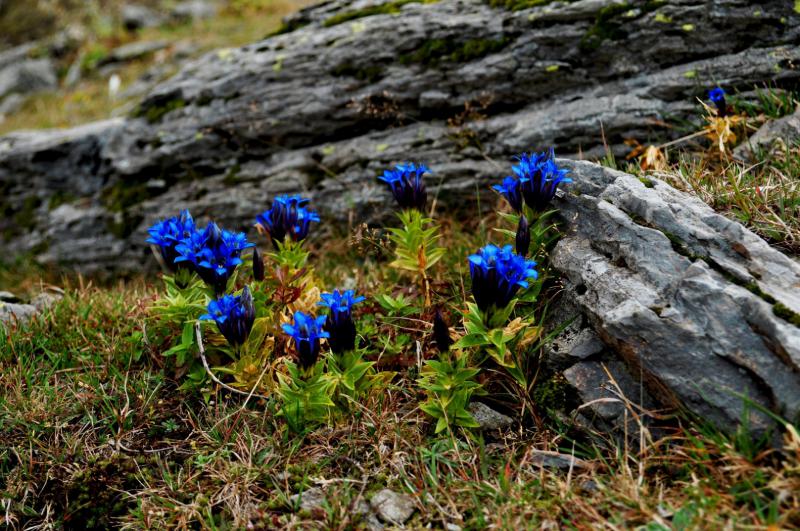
[387,209,445,307]
[276,361,335,434]
[417,352,483,434]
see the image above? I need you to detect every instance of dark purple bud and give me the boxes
[252,246,264,282]
[515,215,530,257]
[432,310,452,353]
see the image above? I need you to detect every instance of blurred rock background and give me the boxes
[0,0,308,134]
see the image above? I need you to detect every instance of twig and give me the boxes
[195,322,271,401]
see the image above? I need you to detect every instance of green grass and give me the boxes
[2,212,799,528]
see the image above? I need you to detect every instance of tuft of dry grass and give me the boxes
[2,216,799,529]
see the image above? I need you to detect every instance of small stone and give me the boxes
[289,487,325,512]
[733,108,800,161]
[105,41,169,64]
[370,489,415,525]
[355,500,384,531]
[0,291,20,302]
[445,524,463,531]
[122,4,165,31]
[171,0,217,22]
[467,402,514,431]
[0,59,57,100]
[31,289,64,311]
[0,302,39,327]
[527,450,592,471]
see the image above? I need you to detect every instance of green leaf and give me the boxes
[453,333,489,349]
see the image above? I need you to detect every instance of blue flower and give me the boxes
[200,287,256,348]
[708,87,727,116]
[146,209,196,270]
[492,176,524,213]
[378,162,429,211]
[468,244,538,312]
[282,311,330,368]
[255,195,320,246]
[514,149,571,212]
[175,222,254,294]
[318,289,366,353]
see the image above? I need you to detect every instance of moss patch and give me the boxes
[265,19,309,37]
[399,36,509,66]
[580,1,665,51]
[532,374,569,413]
[322,0,437,27]
[485,0,555,11]
[330,62,385,83]
[133,98,187,124]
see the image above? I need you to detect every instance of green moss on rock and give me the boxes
[323,0,437,27]
[331,62,385,83]
[485,0,555,11]
[133,98,187,124]
[580,1,665,51]
[399,36,509,66]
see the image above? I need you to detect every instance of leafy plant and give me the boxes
[374,292,420,317]
[417,352,482,434]
[277,361,336,433]
[387,209,445,306]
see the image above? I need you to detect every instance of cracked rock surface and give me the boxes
[552,160,800,435]
[0,0,798,273]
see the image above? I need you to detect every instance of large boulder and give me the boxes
[0,0,798,273]
[552,160,800,435]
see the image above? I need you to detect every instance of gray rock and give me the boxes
[563,357,659,436]
[0,291,20,302]
[289,487,326,512]
[1,0,798,274]
[122,4,165,31]
[0,43,35,70]
[31,288,64,311]
[733,108,800,161]
[527,450,592,471]
[0,302,38,327]
[104,40,169,64]
[0,59,57,100]
[355,499,384,531]
[370,489,415,525]
[0,287,62,328]
[553,160,800,436]
[171,0,217,22]
[0,93,25,117]
[467,401,514,431]
[64,52,84,88]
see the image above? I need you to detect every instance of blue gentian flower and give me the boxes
[515,215,530,257]
[515,149,571,212]
[492,176,524,213]
[255,194,320,246]
[708,87,727,116]
[282,311,330,368]
[175,222,254,294]
[318,289,366,354]
[378,162,429,211]
[146,209,196,270]
[200,287,256,348]
[468,244,538,312]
